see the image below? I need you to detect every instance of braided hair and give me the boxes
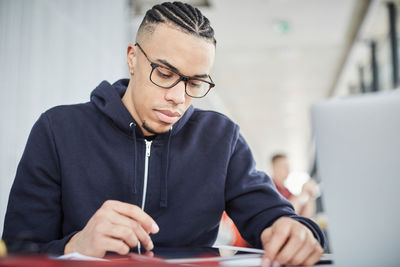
[138,1,216,45]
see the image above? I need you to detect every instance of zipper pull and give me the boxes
[145,140,152,157]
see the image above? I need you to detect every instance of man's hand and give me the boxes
[64,200,159,257]
[261,217,323,266]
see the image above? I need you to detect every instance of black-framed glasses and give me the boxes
[135,43,215,98]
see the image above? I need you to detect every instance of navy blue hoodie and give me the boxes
[3,79,325,254]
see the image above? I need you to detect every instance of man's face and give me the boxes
[124,23,215,136]
[273,157,290,183]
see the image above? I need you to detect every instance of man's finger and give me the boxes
[129,220,154,251]
[103,200,159,234]
[289,233,319,265]
[261,221,291,263]
[99,237,130,255]
[144,251,155,257]
[303,244,324,266]
[274,227,306,264]
[106,224,139,248]
[261,227,272,243]
[108,211,154,250]
[260,228,272,266]
[109,211,149,233]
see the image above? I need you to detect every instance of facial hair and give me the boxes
[142,120,170,135]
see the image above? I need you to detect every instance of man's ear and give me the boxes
[127,44,137,75]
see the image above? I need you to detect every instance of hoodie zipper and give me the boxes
[138,139,152,253]
[141,140,152,211]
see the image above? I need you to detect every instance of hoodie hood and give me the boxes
[90,79,194,137]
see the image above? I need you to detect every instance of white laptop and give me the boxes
[311,90,400,267]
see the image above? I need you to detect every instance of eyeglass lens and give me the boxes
[151,65,211,98]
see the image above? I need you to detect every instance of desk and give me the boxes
[0,248,333,267]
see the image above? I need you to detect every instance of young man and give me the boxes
[3,2,325,266]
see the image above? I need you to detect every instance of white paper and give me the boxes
[165,253,263,267]
[57,252,108,261]
[213,245,264,254]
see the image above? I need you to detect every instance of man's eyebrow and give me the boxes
[156,59,179,73]
[193,74,209,79]
[156,58,209,79]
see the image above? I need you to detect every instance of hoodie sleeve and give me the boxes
[224,128,326,249]
[2,113,73,255]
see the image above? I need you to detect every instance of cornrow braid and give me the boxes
[138,1,216,45]
[176,2,196,23]
[155,3,196,33]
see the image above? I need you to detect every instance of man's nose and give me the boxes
[165,80,186,104]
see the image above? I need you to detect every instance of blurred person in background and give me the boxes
[271,154,320,218]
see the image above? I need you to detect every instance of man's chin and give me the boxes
[142,121,172,135]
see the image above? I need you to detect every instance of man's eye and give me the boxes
[189,81,202,88]
[157,68,173,78]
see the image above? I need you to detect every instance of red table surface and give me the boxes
[0,254,221,267]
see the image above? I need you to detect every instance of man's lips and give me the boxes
[154,109,182,124]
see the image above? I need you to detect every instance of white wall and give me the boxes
[0,0,130,235]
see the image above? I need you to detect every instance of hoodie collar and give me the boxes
[90,79,194,138]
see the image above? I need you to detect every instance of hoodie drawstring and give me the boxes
[129,122,138,195]
[160,129,172,208]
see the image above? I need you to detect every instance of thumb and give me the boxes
[260,227,273,266]
[261,227,273,246]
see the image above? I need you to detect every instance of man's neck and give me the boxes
[121,84,153,136]
[144,135,157,141]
